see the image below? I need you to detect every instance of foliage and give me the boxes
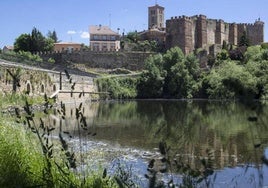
[0,93,45,109]
[204,61,257,99]
[138,47,201,99]
[216,49,229,65]
[14,27,54,53]
[239,31,250,47]
[47,30,59,43]
[0,71,121,187]
[0,121,45,187]
[126,31,139,43]
[96,77,138,99]
[0,50,43,65]
[48,57,56,64]
[261,42,268,49]
[137,54,166,98]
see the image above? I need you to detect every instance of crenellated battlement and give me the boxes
[166,13,264,54]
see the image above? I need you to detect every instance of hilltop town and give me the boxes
[2,3,265,56]
[0,3,267,100]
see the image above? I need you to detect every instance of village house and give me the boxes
[2,45,14,53]
[53,42,82,53]
[89,25,120,51]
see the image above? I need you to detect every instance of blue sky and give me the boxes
[0,0,267,49]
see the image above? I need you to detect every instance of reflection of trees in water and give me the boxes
[48,100,268,171]
[136,101,268,170]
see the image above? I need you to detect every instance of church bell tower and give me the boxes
[148,4,165,30]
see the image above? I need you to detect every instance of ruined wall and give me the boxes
[0,63,95,97]
[40,51,153,71]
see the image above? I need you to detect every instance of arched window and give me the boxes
[41,84,45,93]
[26,83,31,94]
[53,85,57,92]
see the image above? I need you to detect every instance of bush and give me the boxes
[261,43,268,49]
[48,57,55,64]
[96,77,138,99]
[0,51,43,64]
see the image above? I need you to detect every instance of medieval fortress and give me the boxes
[149,4,264,54]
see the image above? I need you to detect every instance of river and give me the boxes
[45,100,268,187]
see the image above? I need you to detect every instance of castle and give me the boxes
[147,4,264,54]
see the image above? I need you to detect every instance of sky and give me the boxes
[0,0,267,49]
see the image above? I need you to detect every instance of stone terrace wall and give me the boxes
[39,51,154,71]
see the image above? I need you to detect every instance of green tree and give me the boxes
[137,54,166,98]
[126,31,139,43]
[166,53,200,98]
[204,61,257,99]
[14,27,54,53]
[14,34,32,52]
[47,30,58,43]
[239,31,250,47]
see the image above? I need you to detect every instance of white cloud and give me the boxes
[67,30,76,34]
[80,31,89,39]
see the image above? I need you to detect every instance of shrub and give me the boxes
[96,77,138,99]
[48,57,55,64]
[261,43,268,49]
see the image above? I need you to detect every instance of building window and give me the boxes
[93,35,99,40]
[93,43,99,51]
[102,43,107,51]
[151,10,156,15]
[102,35,107,40]
[110,44,115,51]
[111,36,116,41]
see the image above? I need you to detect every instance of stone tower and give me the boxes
[148,4,165,29]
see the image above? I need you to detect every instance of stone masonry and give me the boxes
[166,15,264,54]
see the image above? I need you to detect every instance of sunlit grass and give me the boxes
[0,93,45,109]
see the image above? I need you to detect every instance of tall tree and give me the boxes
[47,30,58,43]
[239,31,250,47]
[14,34,31,52]
[14,27,54,53]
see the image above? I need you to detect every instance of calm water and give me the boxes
[47,100,268,187]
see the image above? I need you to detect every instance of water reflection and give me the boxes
[46,100,268,186]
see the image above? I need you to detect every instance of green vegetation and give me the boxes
[0,93,45,109]
[95,45,267,100]
[0,50,43,64]
[14,27,54,53]
[138,45,268,100]
[95,77,138,99]
[138,47,201,99]
[0,73,122,187]
[122,31,163,52]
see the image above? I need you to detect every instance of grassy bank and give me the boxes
[0,93,45,109]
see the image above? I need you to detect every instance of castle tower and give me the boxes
[166,16,193,54]
[215,19,225,45]
[196,15,208,48]
[229,23,238,45]
[148,4,165,29]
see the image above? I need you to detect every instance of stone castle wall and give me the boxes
[166,15,264,54]
[39,51,154,71]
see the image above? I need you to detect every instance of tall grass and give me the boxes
[0,93,45,109]
[0,121,45,187]
[0,71,120,187]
